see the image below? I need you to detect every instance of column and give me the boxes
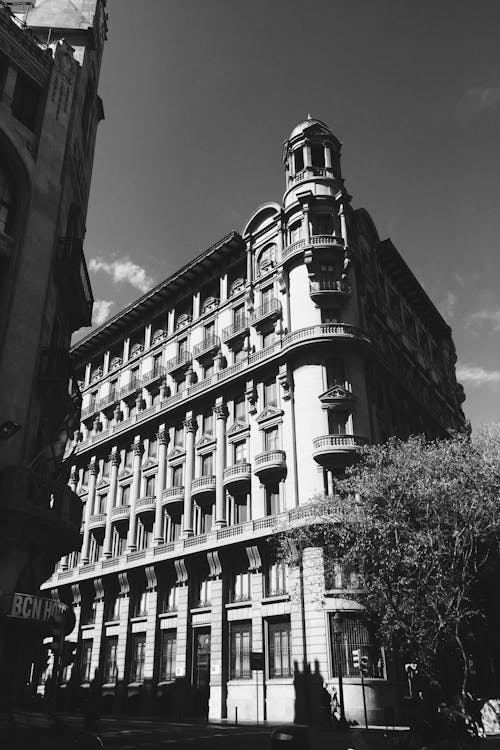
[208,572,226,721]
[181,415,197,537]
[103,351,110,376]
[303,203,311,242]
[220,273,228,302]
[89,579,105,680]
[123,338,130,362]
[153,426,169,545]
[193,291,201,318]
[81,459,98,564]
[324,144,332,168]
[142,565,158,712]
[144,324,152,350]
[339,200,348,245]
[246,237,253,286]
[115,572,130,711]
[84,363,91,388]
[304,143,311,167]
[127,437,144,552]
[174,573,189,717]
[103,450,120,558]
[214,401,227,528]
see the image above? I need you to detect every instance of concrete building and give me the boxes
[0,0,107,709]
[42,117,465,724]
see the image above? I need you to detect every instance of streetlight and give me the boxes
[332,612,350,731]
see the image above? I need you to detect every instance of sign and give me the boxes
[250,651,264,671]
[5,593,75,635]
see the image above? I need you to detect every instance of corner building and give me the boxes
[0,0,106,707]
[43,118,465,724]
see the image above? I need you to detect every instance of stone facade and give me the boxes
[0,0,107,709]
[42,117,465,724]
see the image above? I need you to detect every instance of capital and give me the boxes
[89,461,99,476]
[110,451,121,467]
[213,403,228,421]
[183,417,197,434]
[157,429,169,446]
[132,440,144,457]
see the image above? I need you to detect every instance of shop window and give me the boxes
[80,640,93,683]
[159,630,177,681]
[103,636,118,683]
[268,618,292,678]
[230,622,252,679]
[329,615,385,679]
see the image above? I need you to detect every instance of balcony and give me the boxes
[111,504,130,526]
[136,495,156,520]
[253,450,287,482]
[309,278,351,305]
[250,299,281,329]
[192,475,216,500]
[223,462,252,492]
[282,234,345,264]
[312,434,369,467]
[166,351,192,376]
[119,376,141,400]
[88,513,106,531]
[55,237,93,330]
[162,486,184,511]
[222,317,249,345]
[193,334,220,360]
[142,365,166,388]
[81,400,99,420]
[97,390,118,411]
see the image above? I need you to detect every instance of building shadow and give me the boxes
[293,659,332,726]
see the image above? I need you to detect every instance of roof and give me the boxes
[377,239,451,338]
[288,116,333,140]
[72,230,245,362]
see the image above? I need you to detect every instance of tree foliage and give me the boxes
[278,427,500,696]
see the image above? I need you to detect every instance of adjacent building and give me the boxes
[0,0,107,708]
[42,117,465,724]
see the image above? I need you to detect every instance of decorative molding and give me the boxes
[145,565,157,592]
[226,419,250,438]
[278,365,292,401]
[256,405,284,424]
[94,578,104,602]
[157,429,169,446]
[133,439,144,457]
[168,446,186,462]
[96,477,109,490]
[174,558,188,585]
[183,417,197,434]
[245,380,257,414]
[207,551,222,579]
[89,460,99,476]
[142,457,158,471]
[196,434,216,451]
[118,572,129,597]
[213,403,228,421]
[118,467,132,480]
[319,385,355,410]
[246,545,262,572]
[71,584,81,606]
[50,589,60,602]
[110,452,121,467]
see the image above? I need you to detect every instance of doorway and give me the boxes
[192,628,211,717]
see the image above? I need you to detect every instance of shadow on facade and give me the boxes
[293,659,332,726]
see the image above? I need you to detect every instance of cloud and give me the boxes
[439,291,457,322]
[465,308,500,332]
[89,257,155,294]
[92,299,114,327]
[456,363,500,388]
[458,86,500,117]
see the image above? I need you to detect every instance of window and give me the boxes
[264,426,279,451]
[80,640,93,683]
[313,213,334,234]
[234,440,247,464]
[234,394,246,421]
[12,72,40,131]
[234,346,247,364]
[105,592,120,622]
[172,465,183,487]
[145,475,156,497]
[261,285,273,309]
[95,493,107,514]
[230,622,252,679]
[89,534,102,563]
[153,352,163,374]
[131,366,140,384]
[294,148,304,173]
[178,338,187,357]
[149,435,158,458]
[204,321,215,340]
[201,453,213,476]
[266,561,288,596]
[203,362,214,379]
[132,582,148,618]
[111,528,127,558]
[102,457,110,478]
[268,618,292,678]
[0,161,15,235]
[330,615,385,679]
[266,485,281,516]
[202,410,214,435]
[262,329,275,349]
[159,631,177,682]
[199,505,213,533]
[81,466,89,486]
[103,637,118,683]
[232,562,250,603]
[130,633,146,683]
[289,220,301,244]
[233,304,245,327]
[159,578,177,613]
[321,309,340,324]
[233,494,248,524]
[119,485,130,507]
[328,411,348,435]
[124,448,133,468]
[326,359,345,388]
[174,424,184,447]
[311,144,325,168]
[195,575,212,607]
[264,379,277,407]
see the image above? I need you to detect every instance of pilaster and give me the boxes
[182,415,197,537]
[214,401,228,528]
[127,437,144,552]
[81,459,98,564]
[89,578,105,680]
[103,450,120,558]
[153,427,169,544]
[142,565,158,713]
[208,566,226,721]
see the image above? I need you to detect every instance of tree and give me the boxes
[278,427,500,699]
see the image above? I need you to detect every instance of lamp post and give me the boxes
[332,612,350,731]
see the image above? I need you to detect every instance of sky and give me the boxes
[81,0,500,430]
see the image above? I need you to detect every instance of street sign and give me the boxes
[4,592,75,635]
[250,651,264,671]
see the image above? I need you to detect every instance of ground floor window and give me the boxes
[159,630,177,681]
[230,622,252,679]
[268,617,292,678]
[130,633,146,682]
[81,640,93,682]
[266,560,287,596]
[329,614,385,678]
[104,636,118,683]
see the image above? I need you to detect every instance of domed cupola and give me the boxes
[282,115,342,196]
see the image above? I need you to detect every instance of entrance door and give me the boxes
[192,628,211,717]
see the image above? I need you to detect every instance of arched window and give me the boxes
[0,160,15,235]
[256,244,276,276]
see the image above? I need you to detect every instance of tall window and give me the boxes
[293,148,304,173]
[261,285,273,309]
[264,379,277,407]
[204,321,215,340]
[266,561,288,596]
[202,410,214,435]
[201,453,213,476]
[12,72,40,131]
[174,424,184,447]
[124,448,133,468]
[178,338,187,357]
[104,636,118,683]
[132,582,148,618]
[153,352,163,374]
[119,485,130,507]
[311,145,325,169]
[262,329,276,349]
[328,411,348,436]
[80,640,93,683]
[321,308,340,324]
[172,465,183,487]
[264,426,279,451]
[329,615,385,679]
[234,440,247,464]
[145,475,156,497]
[326,359,345,388]
[159,578,177,613]
[105,591,120,622]
[149,435,158,458]
[130,633,146,682]
[199,505,213,534]
[102,457,110,478]
[0,161,15,235]
[230,622,252,679]
[203,362,214,379]
[266,485,281,516]
[233,304,245,328]
[289,220,301,244]
[159,631,177,682]
[234,394,246,421]
[232,562,250,602]
[233,494,248,524]
[268,618,292,678]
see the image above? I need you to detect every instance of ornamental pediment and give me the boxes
[168,446,185,461]
[226,419,249,437]
[256,406,284,424]
[118,467,132,480]
[196,434,216,450]
[319,385,355,407]
[142,457,157,471]
[96,477,109,490]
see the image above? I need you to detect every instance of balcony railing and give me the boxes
[111,504,130,521]
[222,317,249,343]
[119,376,141,399]
[193,334,220,359]
[282,234,345,262]
[97,391,117,410]
[136,495,156,513]
[55,237,93,329]
[142,365,166,387]
[223,462,252,489]
[309,278,351,294]
[192,475,216,497]
[88,513,106,530]
[166,351,192,373]
[250,299,281,327]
